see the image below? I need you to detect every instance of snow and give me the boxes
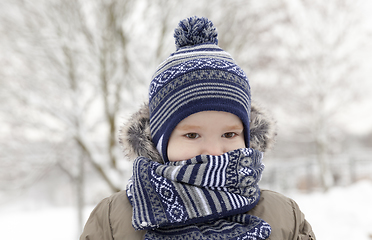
[0,180,371,240]
[288,180,372,240]
[0,206,78,240]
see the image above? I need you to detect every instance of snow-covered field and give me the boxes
[0,180,371,240]
[288,180,372,240]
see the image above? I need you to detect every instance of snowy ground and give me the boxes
[288,180,372,240]
[0,180,371,240]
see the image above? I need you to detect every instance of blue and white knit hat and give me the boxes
[149,16,251,162]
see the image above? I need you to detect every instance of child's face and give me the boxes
[167,111,245,162]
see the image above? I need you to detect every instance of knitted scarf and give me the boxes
[126,148,271,240]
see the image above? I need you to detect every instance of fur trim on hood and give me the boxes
[119,102,276,163]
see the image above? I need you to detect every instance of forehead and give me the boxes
[175,111,243,130]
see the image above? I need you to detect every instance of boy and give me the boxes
[80,16,315,240]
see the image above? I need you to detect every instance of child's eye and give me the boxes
[222,132,236,138]
[185,133,200,139]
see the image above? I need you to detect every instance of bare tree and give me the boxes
[270,0,368,191]
[1,0,152,188]
[0,0,153,233]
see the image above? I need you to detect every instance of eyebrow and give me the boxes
[176,125,201,131]
[224,125,244,131]
[176,124,243,131]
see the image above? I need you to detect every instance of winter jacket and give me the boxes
[80,102,316,240]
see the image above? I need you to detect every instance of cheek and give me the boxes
[167,141,201,162]
[224,136,246,152]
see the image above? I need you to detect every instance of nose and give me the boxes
[201,140,224,156]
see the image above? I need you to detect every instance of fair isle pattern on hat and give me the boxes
[126,148,271,239]
[149,57,250,137]
[149,17,251,162]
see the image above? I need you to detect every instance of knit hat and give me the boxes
[149,16,251,162]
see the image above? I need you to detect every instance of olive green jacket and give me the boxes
[80,189,315,240]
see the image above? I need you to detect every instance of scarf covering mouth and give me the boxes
[126,148,271,240]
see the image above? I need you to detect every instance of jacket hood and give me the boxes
[119,102,277,163]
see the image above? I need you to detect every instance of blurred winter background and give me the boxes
[1,0,371,239]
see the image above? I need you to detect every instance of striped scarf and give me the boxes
[126,148,271,240]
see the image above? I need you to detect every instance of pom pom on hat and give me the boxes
[174,16,218,49]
